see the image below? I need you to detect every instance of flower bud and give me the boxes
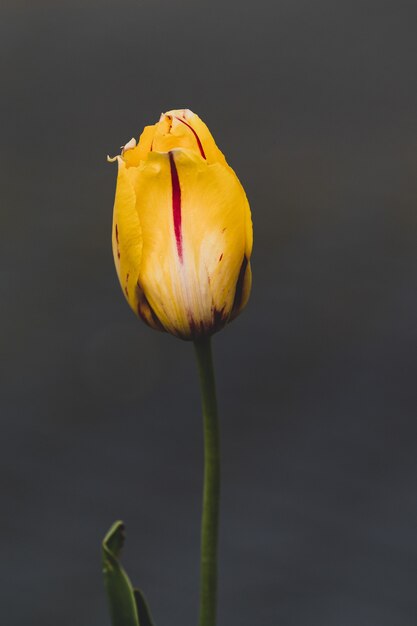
[109,109,253,340]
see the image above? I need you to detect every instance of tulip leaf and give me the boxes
[102,521,155,626]
[134,589,155,626]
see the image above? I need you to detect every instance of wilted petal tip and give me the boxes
[121,137,137,153]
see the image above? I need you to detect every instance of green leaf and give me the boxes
[134,589,155,626]
[102,521,155,626]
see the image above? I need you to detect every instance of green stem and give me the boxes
[194,336,220,626]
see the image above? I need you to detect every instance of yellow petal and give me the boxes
[151,109,227,166]
[121,125,156,168]
[111,157,142,313]
[132,148,251,338]
[244,191,253,259]
[111,157,165,331]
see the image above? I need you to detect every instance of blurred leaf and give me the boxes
[134,589,155,626]
[102,521,155,626]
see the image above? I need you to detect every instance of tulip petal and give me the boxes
[244,195,253,259]
[133,149,250,338]
[112,157,143,314]
[152,109,228,166]
[122,125,156,168]
[176,110,227,165]
[112,157,165,331]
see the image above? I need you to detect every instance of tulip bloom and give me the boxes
[109,109,253,340]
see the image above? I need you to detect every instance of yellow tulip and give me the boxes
[109,109,253,340]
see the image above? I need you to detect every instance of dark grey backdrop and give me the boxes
[2,0,417,625]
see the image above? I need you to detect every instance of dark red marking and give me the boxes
[169,151,183,261]
[231,256,248,317]
[212,306,227,332]
[219,253,223,262]
[174,116,206,159]
[115,224,120,258]
[136,281,165,332]
[189,317,206,340]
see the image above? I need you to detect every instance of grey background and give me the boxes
[2,0,417,624]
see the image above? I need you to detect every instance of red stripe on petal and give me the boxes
[169,151,183,262]
[174,116,206,159]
